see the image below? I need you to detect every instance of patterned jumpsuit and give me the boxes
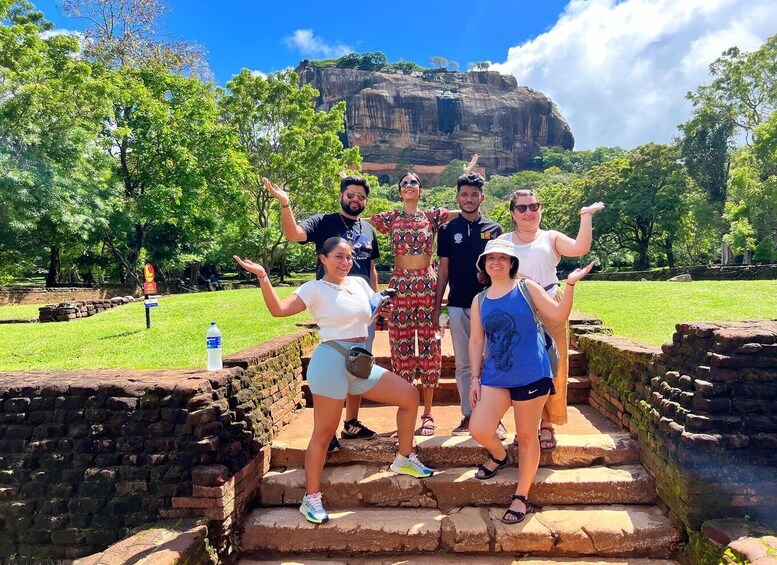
[371,208,449,387]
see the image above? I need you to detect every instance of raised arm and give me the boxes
[463,153,480,174]
[552,202,605,258]
[468,293,485,407]
[233,256,307,317]
[526,262,594,322]
[263,177,308,242]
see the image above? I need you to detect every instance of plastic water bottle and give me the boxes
[435,307,449,340]
[206,322,223,371]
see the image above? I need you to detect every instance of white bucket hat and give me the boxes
[476,239,520,271]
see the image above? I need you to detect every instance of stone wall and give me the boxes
[38,298,132,322]
[571,318,777,559]
[586,264,777,281]
[0,285,146,306]
[0,330,316,563]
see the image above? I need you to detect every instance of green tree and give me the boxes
[0,1,112,284]
[677,106,734,204]
[99,64,246,283]
[220,69,360,275]
[688,34,777,141]
[429,56,448,69]
[579,144,693,270]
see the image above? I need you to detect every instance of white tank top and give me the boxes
[499,230,559,297]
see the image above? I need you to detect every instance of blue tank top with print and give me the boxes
[480,284,552,388]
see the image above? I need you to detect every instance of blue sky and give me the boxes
[33,0,570,83]
[30,0,777,150]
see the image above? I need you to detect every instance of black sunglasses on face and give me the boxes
[345,192,367,201]
[511,202,542,213]
[400,179,420,188]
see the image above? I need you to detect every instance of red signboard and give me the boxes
[143,281,157,295]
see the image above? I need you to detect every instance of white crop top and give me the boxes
[499,230,560,297]
[294,277,377,341]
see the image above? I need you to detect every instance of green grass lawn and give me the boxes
[0,288,311,371]
[573,280,777,346]
[0,303,43,320]
[1,280,775,371]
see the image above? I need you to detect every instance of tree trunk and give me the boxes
[665,238,675,268]
[634,240,650,271]
[45,246,61,287]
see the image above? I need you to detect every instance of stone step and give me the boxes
[271,405,638,470]
[241,505,679,558]
[242,557,677,565]
[260,464,655,510]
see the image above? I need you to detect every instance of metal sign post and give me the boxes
[143,263,158,329]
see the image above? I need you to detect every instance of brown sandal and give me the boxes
[539,425,557,452]
[414,414,436,436]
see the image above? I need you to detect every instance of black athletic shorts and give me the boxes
[507,378,555,401]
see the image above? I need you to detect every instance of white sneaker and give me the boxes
[299,491,329,524]
[390,451,434,478]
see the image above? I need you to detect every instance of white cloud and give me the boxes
[40,28,83,40]
[491,0,777,150]
[250,70,267,79]
[283,29,352,59]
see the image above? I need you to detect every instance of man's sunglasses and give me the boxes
[400,179,420,188]
[345,192,367,201]
[510,202,542,213]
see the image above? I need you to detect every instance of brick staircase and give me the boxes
[238,336,680,563]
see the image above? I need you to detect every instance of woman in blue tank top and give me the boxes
[467,239,593,525]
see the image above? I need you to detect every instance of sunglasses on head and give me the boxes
[511,202,542,213]
[400,179,420,188]
[345,192,367,201]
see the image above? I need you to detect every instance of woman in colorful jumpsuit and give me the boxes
[367,172,459,436]
[234,237,433,525]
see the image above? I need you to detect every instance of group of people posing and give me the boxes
[234,155,604,526]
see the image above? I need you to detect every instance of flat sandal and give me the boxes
[501,494,533,524]
[474,452,509,480]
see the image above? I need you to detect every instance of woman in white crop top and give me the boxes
[498,189,604,451]
[234,237,433,525]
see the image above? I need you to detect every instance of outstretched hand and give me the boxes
[567,261,594,286]
[233,256,267,280]
[463,153,480,174]
[581,202,605,215]
[263,177,290,206]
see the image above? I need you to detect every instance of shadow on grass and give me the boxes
[99,329,143,340]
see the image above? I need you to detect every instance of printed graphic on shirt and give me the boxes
[481,232,493,239]
[453,233,463,244]
[483,309,521,372]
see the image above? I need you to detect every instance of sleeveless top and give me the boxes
[480,284,552,388]
[371,208,449,256]
[499,230,559,298]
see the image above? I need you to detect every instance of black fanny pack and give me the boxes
[323,341,374,379]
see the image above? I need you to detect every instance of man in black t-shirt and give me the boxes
[434,173,503,436]
[265,175,379,448]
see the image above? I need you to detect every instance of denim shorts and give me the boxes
[508,377,556,401]
[306,340,386,399]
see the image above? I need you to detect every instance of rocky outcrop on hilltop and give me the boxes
[296,64,574,178]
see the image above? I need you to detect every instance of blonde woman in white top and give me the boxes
[234,237,433,525]
[498,190,604,450]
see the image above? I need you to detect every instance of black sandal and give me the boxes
[474,452,509,480]
[501,494,533,524]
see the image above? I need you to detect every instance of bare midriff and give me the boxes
[394,255,433,270]
[340,337,367,343]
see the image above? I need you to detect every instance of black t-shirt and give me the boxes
[437,215,503,308]
[298,213,379,282]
